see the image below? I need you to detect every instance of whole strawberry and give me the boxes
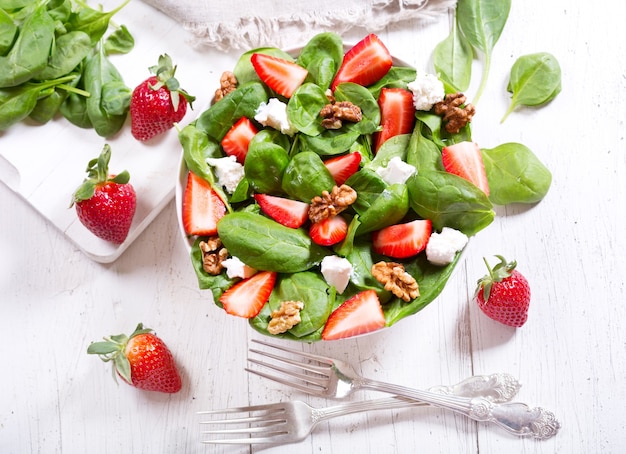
[71,144,136,244]
[87,323,182,394]
[130,54,195,141]
[474,255,531,327]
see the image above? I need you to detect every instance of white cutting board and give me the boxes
[0,0,236,263]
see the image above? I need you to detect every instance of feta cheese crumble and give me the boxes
[222,256,257,279]
[407,72,445,111]
[254,98,297,136]
[206,156,244,194]
[425,227,469,266]
[375,156,417,185]
[320,255,353,294]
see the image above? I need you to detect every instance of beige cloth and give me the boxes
[141,0,456,51]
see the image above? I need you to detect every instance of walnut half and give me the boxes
[214,71,238,102]
[199,237,228,275]
[320,101,362,129]
[309,184,357,224]
[434,93,476,134]
[268,301,304,335]
[371,261,420,302]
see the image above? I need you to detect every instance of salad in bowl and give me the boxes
[176,32,548,342]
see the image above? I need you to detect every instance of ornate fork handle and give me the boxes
[357,378,560,439]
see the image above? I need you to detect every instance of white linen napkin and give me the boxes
[140,0,456,50]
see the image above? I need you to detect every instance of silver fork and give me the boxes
[247,339,561,440]
[199,373,521,445]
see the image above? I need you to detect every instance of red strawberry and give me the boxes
[309,215,348,246]
[441,141,490,195]
[372,219,432,259]
[324,152,362,186]
[87,323,182,393]
[130,54,195,141]
[254,193,310,228]
[221,117,258,164]
[71,144,136,244]
[474,256,531,327]
[373,88,416,152]
[321,289,386,340]
[182,171,227,236]
[251,53,308,98]
[219,270,277,318]
[330,34,393,91]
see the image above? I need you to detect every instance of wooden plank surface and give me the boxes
[1,0,625,452]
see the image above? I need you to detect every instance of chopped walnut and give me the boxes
[320,100,362,129]
[434,93,476,134]
[199,237,229,275]
[268,301,304,335]
[309,184,357,223]
[214,71,238,102]
[371,261,420,302]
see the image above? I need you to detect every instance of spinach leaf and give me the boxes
[355,183,409,235]
[297,32,343,90]
[501,52,562,122]
[406,122,443,172]
[298,128,361,156]
[407,170,494,236]
[281,151,335,202]
[244,141,290,195]
[482,142,552,204]
[334,82,380,135]
[366,134,410,171]
[0,4,55,87]
[195,81,268,140]
[433,15,473,92]
[252,272,333,338]
[83,45,129,137]
[457,0,511,104]
[36,31,92,80]
[0,9,17,55]
[103,24,134,55]
[287,82,327,136]
[217,212,329,273]
[345,168,387,211]
[66,0,131,46]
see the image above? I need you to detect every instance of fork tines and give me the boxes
[198,403,290,444]
[246,339,332,396]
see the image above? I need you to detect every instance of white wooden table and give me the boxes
[2,0,625,452]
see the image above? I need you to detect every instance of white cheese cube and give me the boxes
[206,156,245,194]
[320,255,352,294]
[254,98,297,136]
[375,156,416,185]
[426,227,469,266]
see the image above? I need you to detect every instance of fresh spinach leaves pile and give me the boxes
[0,0,134,136]
[179,30,552,342]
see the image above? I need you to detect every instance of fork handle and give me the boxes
[359,378,560,439]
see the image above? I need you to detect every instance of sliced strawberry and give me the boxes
[323,152,362,186]
[321,290,386,340]
[182,171,227,236]
[441,141,490,195]
[221,117,258,164]
[373,88,416,152]
[330,34,393,91]
[254,194,310,229]
[310,215,348,246]
[372,219,432,259]
[251,53,308,98]
[219,271,277,318]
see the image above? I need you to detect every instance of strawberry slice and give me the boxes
[219,271,277,318]
[372,219,432,259]
[321,290,386,340]
[330,34,393,91]
[323,152,362,186]
[251,53,308,98]
[373,88,416,152]
[182,171,227,236]
[221,117,258,164]
[441,141,490,195]
[254,194,310,229]
[309,215,348,246]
